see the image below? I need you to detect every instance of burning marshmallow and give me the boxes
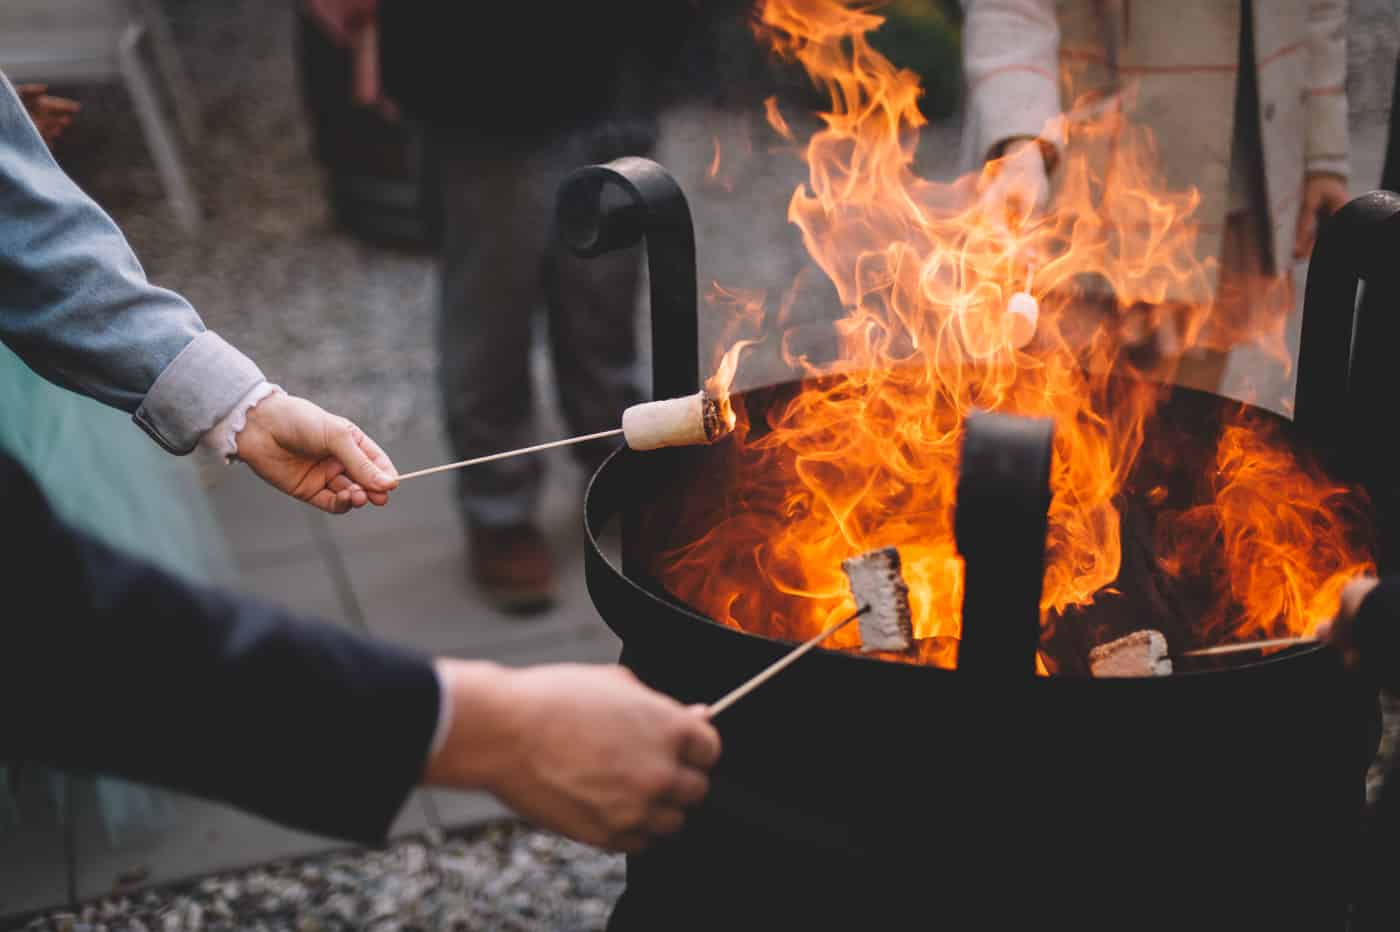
[1088,629,1173,678]
[622,391,732,451]
[1006,291,1039,350]
[841,547,914,653]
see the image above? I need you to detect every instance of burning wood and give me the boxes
[1089,629,1172,677]
[841,547,914,652]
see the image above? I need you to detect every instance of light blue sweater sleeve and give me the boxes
[0,73,263,453]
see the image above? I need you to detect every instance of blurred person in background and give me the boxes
[962,0,1349,394]
[15,83,79,146]
[305,0,698,613]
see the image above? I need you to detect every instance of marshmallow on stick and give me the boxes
[397,342,758,480]
[396,391,735,480]
[622,391,731,451]
[1088,629,1172,677]
[1006,291,1039,350]
[842,546,914,653]
[707,546,914,717]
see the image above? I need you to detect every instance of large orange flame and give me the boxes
[658,0,1373,671]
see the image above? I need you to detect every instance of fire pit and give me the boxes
[554,5,1400,925]
[562,153,1400,928]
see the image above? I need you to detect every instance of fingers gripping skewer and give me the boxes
[707,547,913,719]
[396,391,731,481]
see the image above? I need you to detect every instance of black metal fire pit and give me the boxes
[561,159,1398,930]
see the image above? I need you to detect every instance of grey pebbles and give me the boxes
[18,824,624,932]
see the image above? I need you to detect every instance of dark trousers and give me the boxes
[432,129,646,527]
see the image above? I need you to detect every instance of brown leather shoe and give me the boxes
[468,522,557,614]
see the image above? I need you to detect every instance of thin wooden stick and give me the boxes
[707,606,869,718]
[1180,636,1318,658]
[397,428,625,480]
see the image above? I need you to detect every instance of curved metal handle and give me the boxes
[954,409,1055,676]
[1295,190,1400,467]
[556,156,699,400]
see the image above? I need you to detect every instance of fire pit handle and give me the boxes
[954,410,1055,675]
[556,156,699,400]
[1295,190,1400,468]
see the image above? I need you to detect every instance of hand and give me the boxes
[16,84,80,147]
[1315,575,1380,673]
[977,137,1052,232]
[302,0,397,118]
[234,392,398,514]
[1293,172,1349,261]
[425,661,722,853]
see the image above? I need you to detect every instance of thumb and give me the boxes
[327,420,396,492]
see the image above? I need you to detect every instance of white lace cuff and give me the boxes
[200,381,284,463]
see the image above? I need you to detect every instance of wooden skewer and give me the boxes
[1180,636,1319,658]
[707,606,869,719]
[396,428,624,481]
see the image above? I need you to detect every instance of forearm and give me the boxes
[962,0,1062,163]
[1302,0,1349,179]
[0,74,262,453]
[1,453,438,844]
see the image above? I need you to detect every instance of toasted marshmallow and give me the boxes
[1006,291,1039,350]
[1089,629,1172,677]
[842,547,914,653]
[622,392,730,451]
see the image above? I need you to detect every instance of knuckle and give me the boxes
[640,766,675,801]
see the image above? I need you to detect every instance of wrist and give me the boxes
[201,382,283,463]
[422,659,517,790]
[990,136,1059,176]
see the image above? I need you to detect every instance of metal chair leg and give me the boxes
[131,0,203,143]
[116,23,201,232]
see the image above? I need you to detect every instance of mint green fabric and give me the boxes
[0,343,238,846]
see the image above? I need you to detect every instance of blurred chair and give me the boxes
[0,0,204,231]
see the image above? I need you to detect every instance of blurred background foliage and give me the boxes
[868,0,965,121]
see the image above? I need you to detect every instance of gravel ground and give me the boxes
[15,825,624,932]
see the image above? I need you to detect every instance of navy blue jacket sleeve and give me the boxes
[0,450,441,846]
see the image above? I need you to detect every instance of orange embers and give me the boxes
[656,0,1373,670]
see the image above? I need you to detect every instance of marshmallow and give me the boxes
[622,391,730,451]
[841,547,914,652]
[1006,291,1039,350]
[1088,629,1172,677]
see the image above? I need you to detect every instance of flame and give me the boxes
[1153,411,1375,642]
[705,336,763,432]
[656,0,1373,670]
[764,95,794,141]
